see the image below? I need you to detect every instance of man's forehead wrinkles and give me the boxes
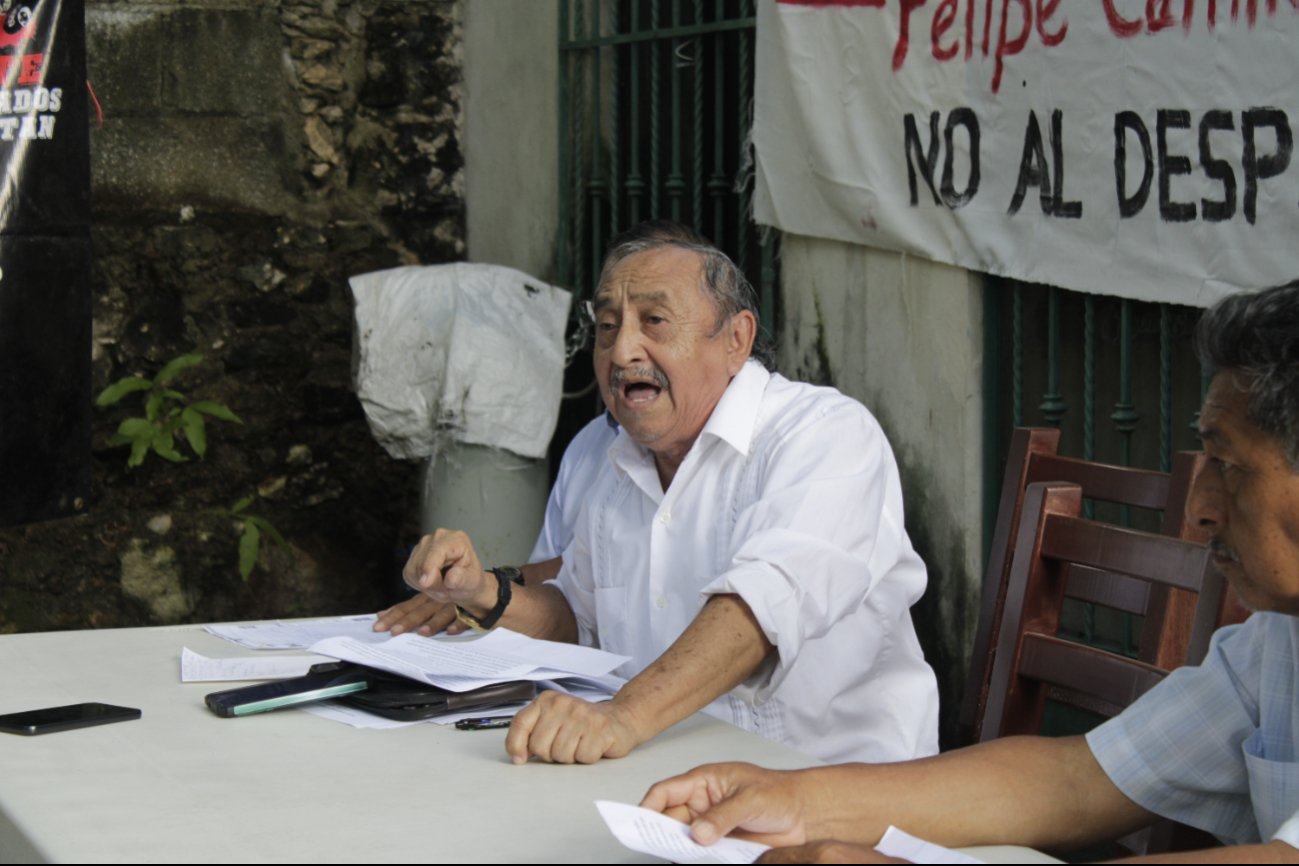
[1198,387,1251,446]
[594,288,670,309]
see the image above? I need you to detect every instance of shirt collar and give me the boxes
[698,360,769,457]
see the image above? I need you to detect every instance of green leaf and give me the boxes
[155,353,203,385]
[238,522,261,580]
[190,401,243,424]
[162,390,185,401]
[95,377,152,407]
[151,430,187,463]
[116,417,155,441]
[144,392,163,422]
[246,516,288,552]
[230,495,256,514]
[128,437,151,467]
[180,408,207,458]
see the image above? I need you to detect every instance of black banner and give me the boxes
[0,0,89,525]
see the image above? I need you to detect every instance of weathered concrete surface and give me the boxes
[463,0,559,280]
[778,234,985,747]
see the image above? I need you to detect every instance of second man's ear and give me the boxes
[725,310,758,374]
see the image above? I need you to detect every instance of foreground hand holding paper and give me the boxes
[595,800,770,865]
[595,801,987,865]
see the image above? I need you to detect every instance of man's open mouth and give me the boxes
[622,382,662,404]
[611,367,668,406]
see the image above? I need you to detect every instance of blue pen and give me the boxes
[454,716,514,730]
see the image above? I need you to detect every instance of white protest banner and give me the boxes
[753,0,1299,305]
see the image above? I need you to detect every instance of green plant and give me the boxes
[95,353,242,467]
[223,495,291,581]
[97,352,285,581]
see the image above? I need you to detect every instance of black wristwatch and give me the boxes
[455,566,525,632]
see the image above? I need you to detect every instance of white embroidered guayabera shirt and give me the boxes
[554,361,939,764]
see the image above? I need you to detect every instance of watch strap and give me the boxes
[455,567,524,632]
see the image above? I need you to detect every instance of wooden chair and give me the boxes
[958,427,1248,745]
[978,480,1231,856]
[978,480,1226,740]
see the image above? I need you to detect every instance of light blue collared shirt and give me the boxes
[1087,612,1299,847]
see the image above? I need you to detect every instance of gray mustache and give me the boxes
[1208,538,1240,562]
[610,366,669,391]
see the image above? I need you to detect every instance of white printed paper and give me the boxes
[205,615,386,650]
[179,647,327,682]
[309,628,631,693]
[595,800,770,865]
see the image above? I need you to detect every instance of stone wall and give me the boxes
[0,0,466,632]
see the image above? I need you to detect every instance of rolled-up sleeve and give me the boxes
[701,398,921,696]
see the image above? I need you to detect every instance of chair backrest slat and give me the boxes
[1063,564,1150,614]
[1017,633,1168,716]
[1041,518,1213,594]
[1026,454,1170,511]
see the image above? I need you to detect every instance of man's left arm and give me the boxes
[505,593,772,764]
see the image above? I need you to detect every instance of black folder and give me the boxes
[205,661,536,720]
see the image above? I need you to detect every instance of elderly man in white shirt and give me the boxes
[402,222,938,766]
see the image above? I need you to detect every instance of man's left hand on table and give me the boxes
[505,690,645,764]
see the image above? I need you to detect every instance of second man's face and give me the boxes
[1189,371,1299,615]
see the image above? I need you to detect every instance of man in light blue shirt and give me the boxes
[639,282,1299,863]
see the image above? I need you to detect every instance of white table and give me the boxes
[0,623,825,863]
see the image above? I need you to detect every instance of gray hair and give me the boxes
[1195,280,1299,468]
[597,221,776,370]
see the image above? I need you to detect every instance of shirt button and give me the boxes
[659,510,672,526]
[655,596,668,609]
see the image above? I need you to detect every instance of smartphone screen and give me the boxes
[0,702,141,736]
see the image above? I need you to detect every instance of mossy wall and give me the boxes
[0,1,466,632]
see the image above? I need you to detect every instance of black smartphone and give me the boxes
[204,662,370,717]
[0,702,142,736]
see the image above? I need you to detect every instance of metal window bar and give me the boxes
[557,0,777,337]
[984,277,1206,656]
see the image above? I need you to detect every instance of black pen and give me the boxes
[455,715,514,730]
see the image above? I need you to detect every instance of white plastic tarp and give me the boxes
[349,263,571,461]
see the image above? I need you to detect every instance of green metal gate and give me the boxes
[983,278,1208,656]
[556,0,776,329]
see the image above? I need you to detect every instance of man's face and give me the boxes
[592,246,752,469]
[1188,371,1299,614]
